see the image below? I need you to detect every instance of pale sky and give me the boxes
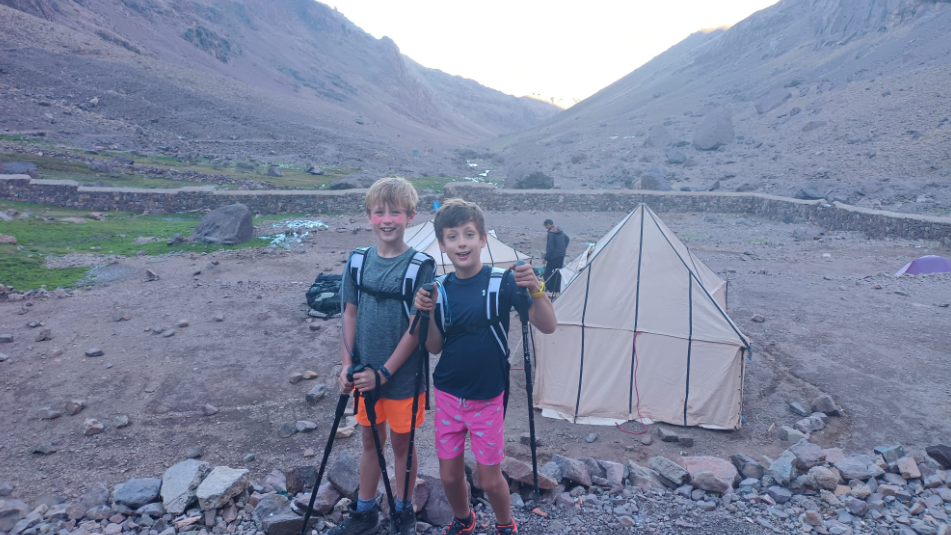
[328,0,779,105]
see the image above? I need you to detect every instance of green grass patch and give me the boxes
[0,200,296,290]
[0,254,90,291]
[0,152,206,189]
[93,152,361,190]
[0,135,40,143]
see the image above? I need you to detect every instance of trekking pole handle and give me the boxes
[420,282,435,318]
[347,363,366,384]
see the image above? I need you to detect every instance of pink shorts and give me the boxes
[433,388,506,465]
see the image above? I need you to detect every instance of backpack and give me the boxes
[432,267,517,413]
[346,246,435,320]
[306,274,343,319]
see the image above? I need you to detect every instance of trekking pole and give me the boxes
[363,370,400,535]
[296,364,361,535]
[402,283,433,515]
[513,261,541,507]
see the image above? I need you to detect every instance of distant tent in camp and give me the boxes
[894,255,951,277]
[404,220,531,274]
[533,204,750,430]
[558,244,593,288]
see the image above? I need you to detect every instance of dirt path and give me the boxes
[1,210,949,503]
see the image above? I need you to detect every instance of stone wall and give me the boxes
[0,175,367,214]
[444,183,951,243]
[2,175,950,243]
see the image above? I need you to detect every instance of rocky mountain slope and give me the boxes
[494,0,951,214]
[0,0,557,175]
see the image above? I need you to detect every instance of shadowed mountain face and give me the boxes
[0,0,557,174]
[495,0,951,214]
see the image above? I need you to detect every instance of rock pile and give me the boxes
[3,436,948,535]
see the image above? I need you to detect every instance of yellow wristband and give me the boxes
[530,282,546,299]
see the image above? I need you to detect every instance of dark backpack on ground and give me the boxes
[306,273,343,319]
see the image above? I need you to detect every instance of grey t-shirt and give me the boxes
[343,246,434,400]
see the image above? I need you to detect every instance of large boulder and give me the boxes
[500,457,559,490]
[191,204,253,245]
[513,172,554,190]
[755,88,792,114]
[0,499,30,531]
[292,482,340,516]
[730,454,764,480]
[834,455,885,481]
[628,167,671,191]
[162,459,211,515]
[665,149,687,165]
[304,164,324,176]
[551,455,592,487]
[419,471,453,527]
[648,457,689,487]
[114,478,162,509]
[768,450,797,486]
[692,112,735,150]
[683,457,737,494]
[260,507,319,535]
[926,445,951,469]
[195,467,250,511]
[284,466,317,496]
[789,440,825,470]
[326,173,381,190]
[599,460,627,493]
[328,454,360,499]
[627,461,666,490]
[795,188,826,201]
[643,126,672,148]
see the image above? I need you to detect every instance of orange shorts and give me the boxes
[353,393,426,434]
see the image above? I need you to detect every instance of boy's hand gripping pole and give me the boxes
[513,261,541,508]
[297,364,364,535]
[403,282,433,516]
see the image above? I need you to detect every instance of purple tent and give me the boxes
[894,255,951,276]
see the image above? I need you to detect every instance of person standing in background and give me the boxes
[542,218,568,298]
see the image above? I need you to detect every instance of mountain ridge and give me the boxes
[0,0,558,175]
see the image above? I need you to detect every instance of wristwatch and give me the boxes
[378,365,392,381]
[530,282,546,299]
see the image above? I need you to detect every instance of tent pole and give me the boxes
[684,273,694,427]
[629,205,645,417]
[573,262,593,421]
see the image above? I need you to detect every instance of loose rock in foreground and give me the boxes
[83,418,104,436]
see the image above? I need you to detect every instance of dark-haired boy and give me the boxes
[414,199,557,535]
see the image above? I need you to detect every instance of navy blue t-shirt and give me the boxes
[433,266,532,400]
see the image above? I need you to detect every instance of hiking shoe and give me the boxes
[327,502,379,535]
[495,521,518,535]
[441,511,475,535]
[397,507,417,535]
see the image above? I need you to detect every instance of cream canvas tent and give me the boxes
[404,220,531,274]
[533,205,750,430]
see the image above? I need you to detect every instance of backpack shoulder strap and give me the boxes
[400,251,435,320]
[486,267,509,355]
[433,273,451,333]
[347,247,371,305]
